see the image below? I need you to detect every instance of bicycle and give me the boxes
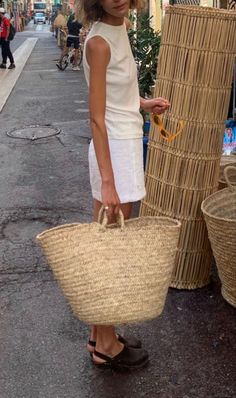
[56,28,83,71]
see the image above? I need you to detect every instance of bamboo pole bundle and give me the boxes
[140,6,236,289]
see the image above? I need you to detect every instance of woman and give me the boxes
[56,8,83,71]
[82,0,170,370]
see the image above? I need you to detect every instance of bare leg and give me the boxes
[73,48,79,66]
[59,46,69,63]
[93,326,124,364]
[87,199,133,356]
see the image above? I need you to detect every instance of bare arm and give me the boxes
[140,97,170,114]
[86,36,120,214]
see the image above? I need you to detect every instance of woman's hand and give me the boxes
[101,180,120,220]
[140,97,170,115]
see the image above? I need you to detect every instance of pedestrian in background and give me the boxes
[50,10,57,36]
[82,0,170,370]
[56,8,83,71]
[53,9,67,41]
[0,7,15,69]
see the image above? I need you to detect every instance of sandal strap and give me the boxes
[88,334,141,349]
[88,336,122,348]
[93,350,112,363]
[88,340,96,347]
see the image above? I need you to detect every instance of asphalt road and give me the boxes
[0,22,235,398]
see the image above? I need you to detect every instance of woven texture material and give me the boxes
[201,166,236,307]
[140,5,236,289]
[37,214,181,325]
[218,155,236,190]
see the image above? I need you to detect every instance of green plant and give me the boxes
[128,14,161,99]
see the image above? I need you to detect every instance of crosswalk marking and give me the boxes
[0,38,38,113]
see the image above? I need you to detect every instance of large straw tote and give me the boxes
[36,210,181,325]
[201,166,236,308]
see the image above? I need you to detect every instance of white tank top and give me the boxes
[83,21,143,140]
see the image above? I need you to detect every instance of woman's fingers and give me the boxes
[153,106,169,115]
[104,203,120,223]
[102,183,120,220]
[158,97,170,106]
[154,98,170,107]
[154,101,170,111]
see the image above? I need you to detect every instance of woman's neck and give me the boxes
[101,14,124,26]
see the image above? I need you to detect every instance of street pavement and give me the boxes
[0,22,236,398]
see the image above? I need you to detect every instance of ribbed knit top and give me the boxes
[83,21,143,140]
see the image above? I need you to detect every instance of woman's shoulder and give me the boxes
[88,21,104,35]
[85,30,111,68]
[86,35,110,55]
[86,23,111,48]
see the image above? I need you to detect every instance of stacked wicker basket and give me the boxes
[202,166,236,307]
[218,155,236,189]
[140,6,236,289]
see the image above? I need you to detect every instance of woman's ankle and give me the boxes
[89,325,124,357]
[95,339,123,357]
[89,325,97,342]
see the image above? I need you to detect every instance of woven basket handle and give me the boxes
[98,206,125,230]
[224,165,236,192]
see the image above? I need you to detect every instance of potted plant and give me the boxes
[128,13,161,166]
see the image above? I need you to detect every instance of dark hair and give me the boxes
[82,0,145,23]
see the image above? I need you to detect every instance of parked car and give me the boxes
[34,12,46,24]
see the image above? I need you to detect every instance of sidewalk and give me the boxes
[0,29,236,398]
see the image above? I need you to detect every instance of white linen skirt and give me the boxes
[88,138,146,203]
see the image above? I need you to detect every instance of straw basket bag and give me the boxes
[36,209,181,325]
[201,166,236,307]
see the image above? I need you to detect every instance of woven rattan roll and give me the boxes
[201,166,236,307]
[37,212,181,325]
[140,6,236,289]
